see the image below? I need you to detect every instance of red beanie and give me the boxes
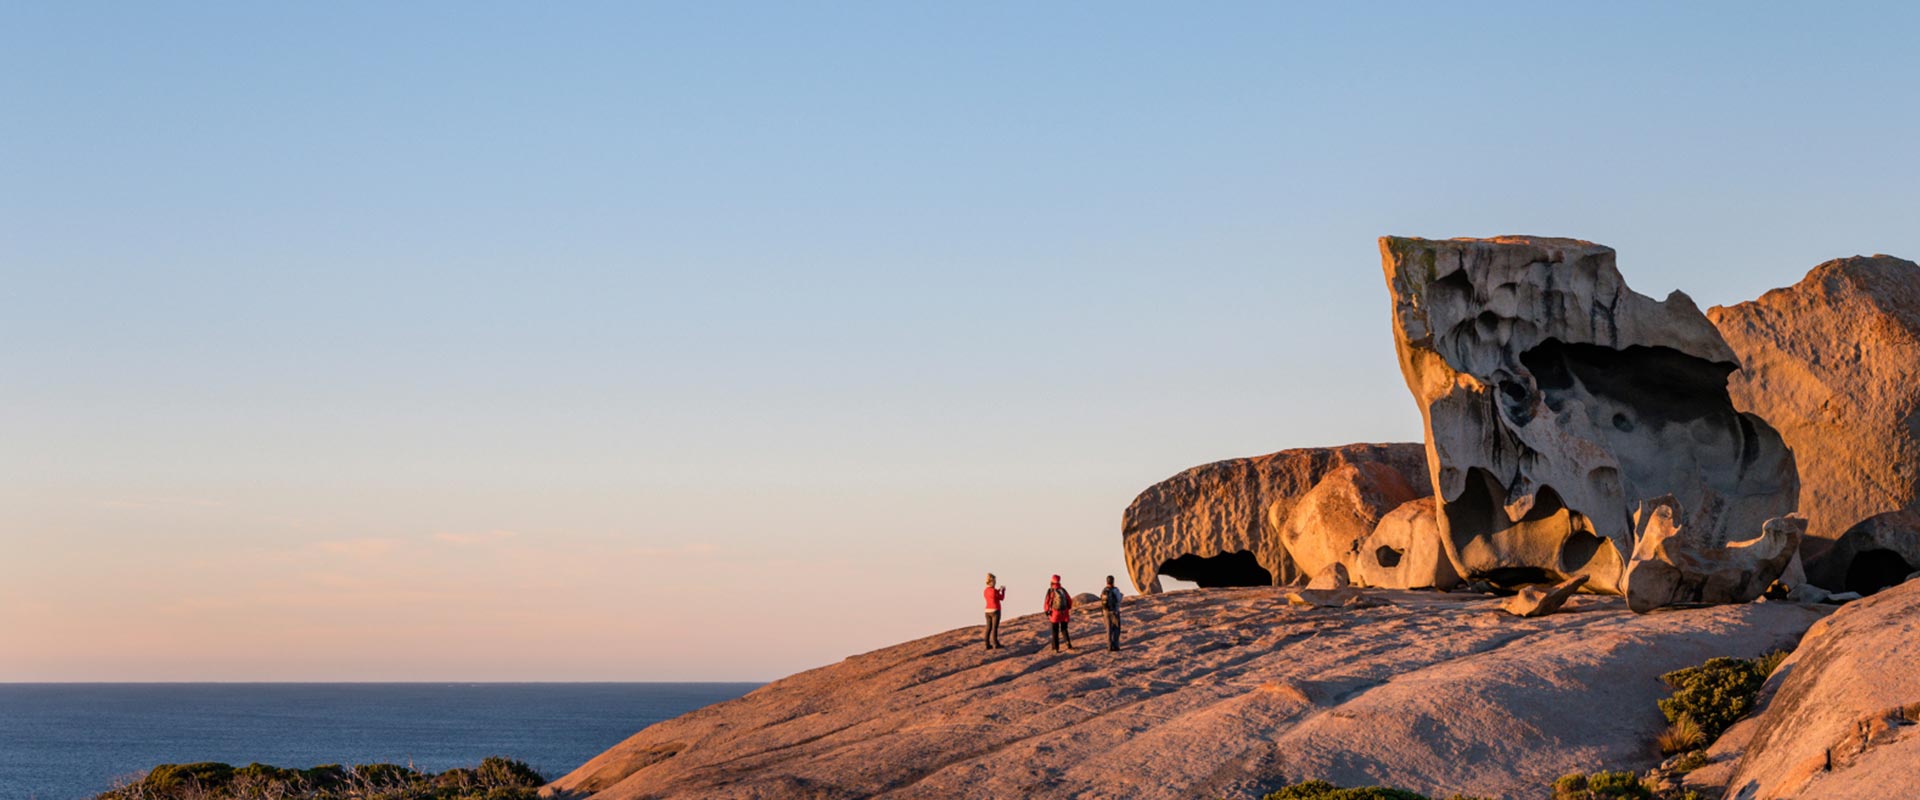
[1050,575,1061,584]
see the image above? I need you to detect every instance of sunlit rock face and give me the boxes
[1121,443,1429,594]
[1624,500,1803,612]
[1354,497,1461,590]
[1708,255,1920,570]
[1379,236,1799,598]
[1806,509,1920,596]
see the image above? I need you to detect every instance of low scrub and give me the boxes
[1258,780,1490,800]
[98,756,543,800]
[1656,651,1786,743]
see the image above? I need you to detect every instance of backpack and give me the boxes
[1102,587,1120,611]
[1047,587,1069,612]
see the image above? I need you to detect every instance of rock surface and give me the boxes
[1804,509,1920,596]
[546,589,1823,800]
[1708,255,1920,563]
[1379,236,1799,599]
[1623,502,1802,613]
[1121,443,1429,593]
[1354,497,1462,590]
[1502,575,1588,617]
[1686,578,1920,800]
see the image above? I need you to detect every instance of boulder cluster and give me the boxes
[1124,236,1920,610]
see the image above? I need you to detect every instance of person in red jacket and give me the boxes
[1044,575,1074,651]
[982,573,1006,650]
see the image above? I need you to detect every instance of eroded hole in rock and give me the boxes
[1157,551,1272,588]
[1520,339,1736,428]
[1559,530,1605,573]
[1375,546,1404,568]
[1844,549,1915,595]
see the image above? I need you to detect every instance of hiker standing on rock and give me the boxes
[1101,576,1123,652]
[983,573,1006,650]
[1044,575,1074,651]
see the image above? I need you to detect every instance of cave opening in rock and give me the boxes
[1519,339,1736,428]
[1157,551,1273,588]
[1480,567,1556,588]
[1844,549,1915,595]
[1374,545,1404,568]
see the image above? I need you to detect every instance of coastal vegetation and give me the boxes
[1654,651,1787,757]
[97,757,543,800]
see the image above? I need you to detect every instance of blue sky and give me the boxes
[3,3,1917,680]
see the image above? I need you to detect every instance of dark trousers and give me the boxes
[983,611,1001,648]
[1050,620,1072,650]
[1104,610,1121,651]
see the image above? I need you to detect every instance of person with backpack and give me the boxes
[1100,575,1123,652]
[983,573,1006,650]
[1044,575,1074,651]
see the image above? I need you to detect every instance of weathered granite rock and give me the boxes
[1686,578,1920,800]
[1805,509,1920,595]
[1355,497,1462,590]
[1502,575,1588,617]
[545,589,1824,800]
[1379,236,1799,600]
[1305,563,1352,591]
[1623,502,1802,612]
[1708,255,1920,563]
[1121,443,1430,593]
[1280,462,1424,580]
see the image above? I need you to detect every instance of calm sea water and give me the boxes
[0,683,759,800]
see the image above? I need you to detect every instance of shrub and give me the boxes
[1657,652,1784,741]
[1655,714,1706,754]
[1260,780,1491,800]
[1551,770,1656,800]
[1668,750,1709,774]
[97,757,544,800]
[142,763,237,791]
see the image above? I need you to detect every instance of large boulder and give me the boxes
[1379,236,1799,600]
[545,589,1825,800]
[1623,500,1802,612]
[1696,578,1920,800]
[1707,255,1920,573]
[1278,462,1424,579]
[1120,443,1429,594]
[1354,497,1462,590]
[1804,509,1920,595]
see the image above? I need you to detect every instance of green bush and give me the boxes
[99,757,543,800]
[1551,770,1657,800]
[1260,780,1490,800]
[1668,750,1709,774]
[1657,652,1782,742]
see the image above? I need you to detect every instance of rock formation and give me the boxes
[1805,509,1920,595]
[1379,236,1799,601]
[1685,578,1920,800]
[1121,443,1429,593]
[1708,256,1920,567]
[1502,575,1588,617]
[545,588,1824,800]
[1353,497,1462,590]
[1623,501,1802,612]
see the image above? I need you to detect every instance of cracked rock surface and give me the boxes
[545,589,1821,800]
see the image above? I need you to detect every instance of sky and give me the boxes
[3,3,1917,682]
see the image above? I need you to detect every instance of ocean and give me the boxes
[0,682,760,800]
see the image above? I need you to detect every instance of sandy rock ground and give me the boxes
[1687,579,1920,800]
[547,588,1823,800]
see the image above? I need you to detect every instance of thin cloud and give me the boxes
[433,530,519,546]
[313,538,401,559]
